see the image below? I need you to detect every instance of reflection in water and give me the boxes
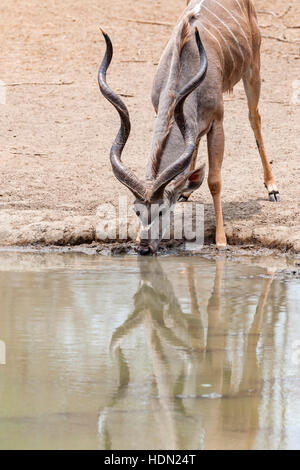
[0,253,299,450]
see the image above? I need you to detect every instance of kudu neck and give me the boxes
[146,92,199,178]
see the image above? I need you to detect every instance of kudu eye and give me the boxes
[136,210,141,217]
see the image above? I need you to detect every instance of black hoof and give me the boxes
[269,191,280,202]
[178,195,190,202]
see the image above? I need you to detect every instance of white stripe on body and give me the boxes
[233,0,248,20]
[213,0,250,47]
[201,17,236,80]
[198,21,225,67]
[202,4,245,64]
[191,0,206,16]
[189,0,253,80]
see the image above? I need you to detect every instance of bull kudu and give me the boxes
[98,0,279,255]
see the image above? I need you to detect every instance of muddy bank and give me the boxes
[0,207,299,253]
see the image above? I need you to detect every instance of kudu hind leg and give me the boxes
[243,71,280,202]
[207,120,227,248]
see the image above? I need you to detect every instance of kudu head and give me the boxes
[98,28,207,255]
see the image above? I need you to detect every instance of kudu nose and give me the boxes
[137,244,154,256]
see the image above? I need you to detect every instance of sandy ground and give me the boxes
[0,0,299,251]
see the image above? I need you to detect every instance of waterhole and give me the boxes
[0,251,299,450]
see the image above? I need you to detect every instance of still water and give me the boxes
[0,251,299,450]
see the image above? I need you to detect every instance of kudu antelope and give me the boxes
[98,0,279,255]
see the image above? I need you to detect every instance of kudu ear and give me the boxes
[172,164,205,195]
[183,164,206,192]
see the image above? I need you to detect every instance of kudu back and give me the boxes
[98,0,279,254]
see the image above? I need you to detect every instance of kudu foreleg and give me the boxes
[179,136,201,202]
[243,70,280,202]
[207,120,227,248]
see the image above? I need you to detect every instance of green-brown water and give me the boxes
[0,252,299,450]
